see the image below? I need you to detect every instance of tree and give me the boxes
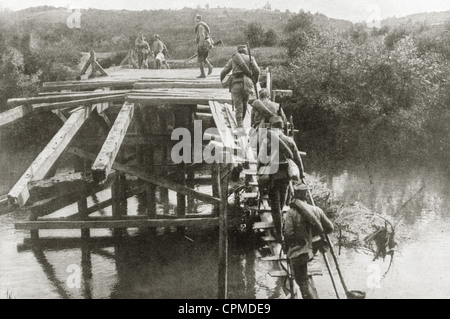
[384,26,408,50]
[246,22,265,47]
[349,23,368,45]
[264,29,278,46]
[282,12,318,58]
[263,2,271,11]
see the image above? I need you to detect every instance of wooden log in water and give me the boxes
[218,163,231,299]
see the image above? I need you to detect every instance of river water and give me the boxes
[0,147,449,299]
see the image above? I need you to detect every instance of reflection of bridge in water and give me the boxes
[1,55,320,298]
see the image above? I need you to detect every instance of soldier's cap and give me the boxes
[269,115,283,126]
[259,88,269,99]
[195,14,202,19]
[293,181,308,192]
[153,34,160,39]
[237,45,248,53]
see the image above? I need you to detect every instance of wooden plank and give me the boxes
[218,163,230,299]
[67,147,221,205]
[28,172,89,201]
[127,95,232,106]
[33,95,124,112]
[269,270,322,277]
[0,105,33,127]
[70,135,170,147]
[15,218,220,230]
[7,90,129,107]
[91,102,135,182]
[266,67,272,97]
[253,221,274,230]
[133,82,223,89]
[7,106,98,207]
[42,81,135,92]
[196,104,211,113]
[272,89,293,102]
[209,101,236,151]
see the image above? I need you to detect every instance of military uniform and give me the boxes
[195,16,213,77]
[284,193,334,299]
[220,46,260,128]
[251,93,287,128]
[135,36,151,69]
[257,117,303,242]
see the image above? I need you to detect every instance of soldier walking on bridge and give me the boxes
[194,14,214,78]
[220,45,260,133]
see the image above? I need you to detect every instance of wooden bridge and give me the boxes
[0,60,322,298]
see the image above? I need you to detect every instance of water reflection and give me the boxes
[1,149,450,298]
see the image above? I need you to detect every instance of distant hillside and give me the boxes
[0,6,353,58]
[381,10,450,27]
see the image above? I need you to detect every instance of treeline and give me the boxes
[273,13,450,164]
[0,6,449,165]
[0,7,350,105]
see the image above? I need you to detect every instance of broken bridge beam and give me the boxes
[7,105,100,207]
[27,172,92,202]
[91,102,135,183]
[67,147,220,205]
[0,95,123,129]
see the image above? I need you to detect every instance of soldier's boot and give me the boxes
[197,62,206,78]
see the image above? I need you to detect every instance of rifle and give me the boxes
[246,40,259,100]
[185,39,223,62]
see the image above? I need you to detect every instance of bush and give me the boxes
[282,12,319,58]
[275,31,450,163]
[263,29,278,46]
[246,22,265,47]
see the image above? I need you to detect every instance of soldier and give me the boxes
[152,34,170,69]
[135,34,151,69]
[251,88,287,128]
[194,14,213,78]
[258,115,304,242]
[284,181,334,299]
[220,45,260,133]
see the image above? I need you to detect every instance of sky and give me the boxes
[1,0,450,22]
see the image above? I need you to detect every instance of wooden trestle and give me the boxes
[1,66,277,298]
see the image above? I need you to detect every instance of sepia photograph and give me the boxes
[0,0,449,301]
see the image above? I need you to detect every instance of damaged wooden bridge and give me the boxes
[1,66,289,298]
